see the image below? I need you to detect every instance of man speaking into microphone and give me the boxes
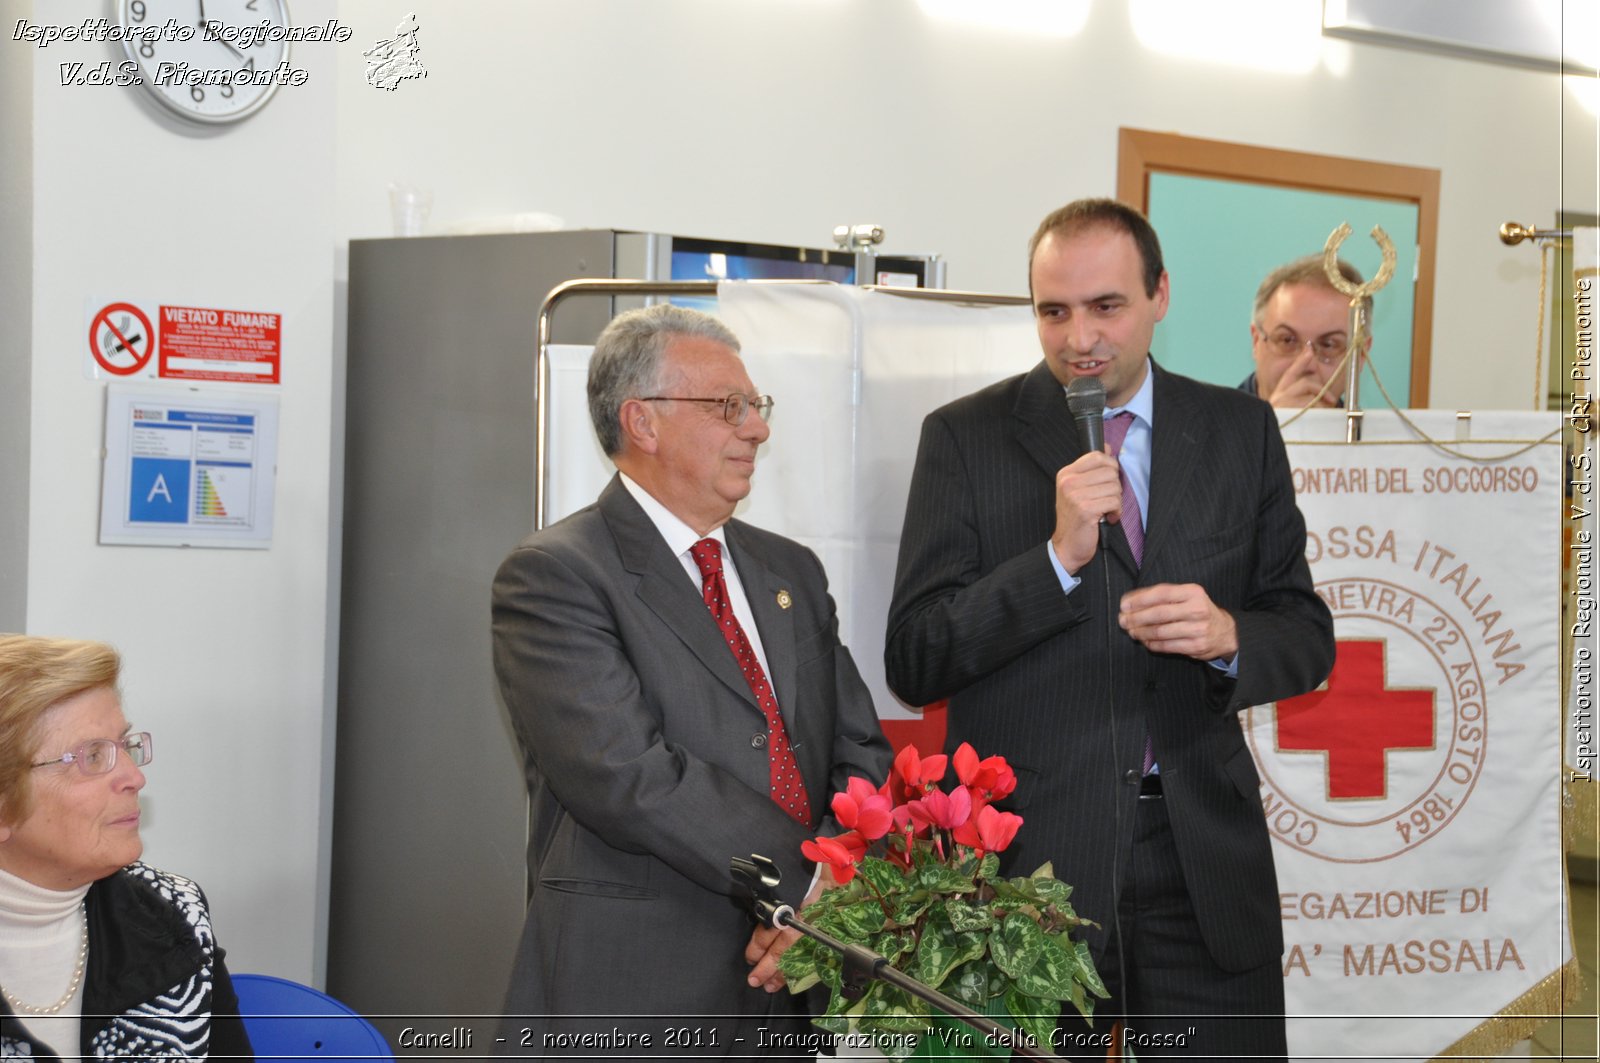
[885,198,1333,1059]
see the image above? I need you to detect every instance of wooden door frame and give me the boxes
[1117,127,1440,406]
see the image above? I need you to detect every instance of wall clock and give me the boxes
[118,0,291,125]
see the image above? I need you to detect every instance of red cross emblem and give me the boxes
[1275,640,1435,799]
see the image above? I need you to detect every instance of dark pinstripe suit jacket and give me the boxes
[885,360,1333,973]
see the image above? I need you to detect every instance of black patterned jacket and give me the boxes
[0,863,253,1060]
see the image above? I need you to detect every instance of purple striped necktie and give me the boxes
[1104,411,1155,776]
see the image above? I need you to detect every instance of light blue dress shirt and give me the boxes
[1044,360,1237,678]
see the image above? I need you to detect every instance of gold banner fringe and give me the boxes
[1433,956,1583,1062]
[1568,775,1599,848]
[1424,240,1600,1061]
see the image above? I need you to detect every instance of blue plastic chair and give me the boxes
[231,974,393,1061]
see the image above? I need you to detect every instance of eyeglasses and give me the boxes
[637,393,775,427]
[30,732,153,776]
[1259,330,1347,366]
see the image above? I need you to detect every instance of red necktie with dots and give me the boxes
[689,539,811,824]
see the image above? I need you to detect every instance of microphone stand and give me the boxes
[731,855,1062,1061]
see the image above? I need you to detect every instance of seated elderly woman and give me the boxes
[0,634,252,1060]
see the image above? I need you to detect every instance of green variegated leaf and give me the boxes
[984,962,1010,998]
[785,970,821,994]
[911,918,957,988]
[1005,985,1059,1053]
[777,936,818,980]
[912,921,986,989]
[943,961,990,1009]
[1066,976,1088,1021]
[811,905,849,937]
[977,851,1000,881]
[1051,901,1083,926]
[1075,938,1109,998]
[990,912,1045,980]
[878,1034,921,1063]
[812,980,851,1037]
[1026,876,1074,908]
[859,984,929,1035]
[1012,933,1077,1000]
[891,889,935,925]
[1029,861,1056,879]
[813,1012,848,1037]
[990,877,1028,903]
[873,928,915,962]
[835,899,890,938]
[918,863,976,894]
[986,885,1017,906]
[944,898,995,932]
[857,856,907,896]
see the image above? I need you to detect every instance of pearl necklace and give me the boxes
[0,903,87,1016]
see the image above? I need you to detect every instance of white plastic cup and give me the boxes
[388,184,433,237]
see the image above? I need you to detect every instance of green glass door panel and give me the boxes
[1148,172,1419,408]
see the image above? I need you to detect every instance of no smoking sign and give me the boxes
[83,297,283,384]
[88,302,155,377]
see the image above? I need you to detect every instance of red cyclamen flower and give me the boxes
[906,784,972,833]
[952,803,1023,854]
[893,744,949,799]
[952,742,1017,805]
[801,832,868,884]
[831,777,894,840]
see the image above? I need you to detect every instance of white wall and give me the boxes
[0,0,34,633]
[3,0,1594,993]
[334,0,1597,412]
[12,0,337,981]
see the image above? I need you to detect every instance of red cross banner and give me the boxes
[1252,409,1572,1060]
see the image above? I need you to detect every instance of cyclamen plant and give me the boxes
[779,743,1108,1059]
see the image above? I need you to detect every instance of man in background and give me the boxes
[493,304,891,1055]
[1242,254,1371,408]
[886,199,1333,1059]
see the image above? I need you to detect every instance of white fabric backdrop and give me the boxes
[719,282,1037,718]
[544,282,1038,721]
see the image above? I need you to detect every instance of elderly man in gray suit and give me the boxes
[493,303,891,1056]
[886,200,1334,1060]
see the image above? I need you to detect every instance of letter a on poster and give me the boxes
[99,384,279,548]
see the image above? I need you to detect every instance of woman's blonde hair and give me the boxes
[0,635,121,824]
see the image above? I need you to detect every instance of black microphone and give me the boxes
[1065,376,1106,454]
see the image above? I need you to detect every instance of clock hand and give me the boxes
[196,0,248,62]
[215,35,250,62]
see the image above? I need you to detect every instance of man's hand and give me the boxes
[1120,583,1238,662]
[1266,346,1339,409]
[743,870,831,993]
[1052,450,1123,574]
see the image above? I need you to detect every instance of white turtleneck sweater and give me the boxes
[0,865,91,1060]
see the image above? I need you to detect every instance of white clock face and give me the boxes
[119,0,291,124]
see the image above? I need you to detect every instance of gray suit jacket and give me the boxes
[885,360,1333,974]
[492,476,891,1052]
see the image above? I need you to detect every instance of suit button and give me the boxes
[751,733,767,748]
[1123,769,1140,785]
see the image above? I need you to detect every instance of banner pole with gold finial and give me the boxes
[1323,223,1397,442]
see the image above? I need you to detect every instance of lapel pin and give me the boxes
[776,590,792,610]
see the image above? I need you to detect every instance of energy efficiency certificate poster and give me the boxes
[100,385,279,548]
